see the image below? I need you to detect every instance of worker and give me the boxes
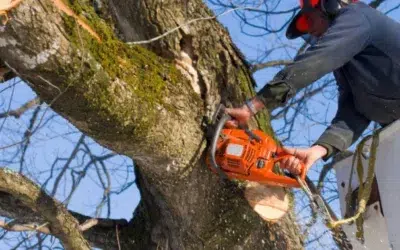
[226,0,400,175]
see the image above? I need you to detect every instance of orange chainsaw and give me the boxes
[205,104,306,188]
[204,104,337,226]
[205,104,336,224]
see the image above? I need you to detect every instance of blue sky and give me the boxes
[0,0,399,249]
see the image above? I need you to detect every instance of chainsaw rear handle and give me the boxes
[273,154,307,179]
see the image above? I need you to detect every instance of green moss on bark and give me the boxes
[58,1,189,139]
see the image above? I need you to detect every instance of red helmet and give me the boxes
[286,0,358,39]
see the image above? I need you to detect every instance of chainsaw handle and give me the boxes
[273,154,307,179]
[219,104,261,142]
[237,124,262,142]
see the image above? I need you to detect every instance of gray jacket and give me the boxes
[256,2,400,160]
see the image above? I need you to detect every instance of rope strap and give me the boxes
[329,131,379,242]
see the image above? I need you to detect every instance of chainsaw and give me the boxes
[205,104,306,188]
[205,104,335,224]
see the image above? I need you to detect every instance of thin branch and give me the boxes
[78,219,98,232]
[20,105,41,173]
[271,79,334,120]
[0,80,16,133]
[385,3,400,15]
[250,60,292,72]
[317,151,353,191]
[37,76,61,93]
[0,97,40,119]
[51,134,85,197]
[0,220,50,234]
[127,6,264,45]
[116,225,121,250]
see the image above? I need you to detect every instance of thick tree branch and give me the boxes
[0,168,90,249]
[0,173,133,249]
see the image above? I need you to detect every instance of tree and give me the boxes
[0,0,304,249]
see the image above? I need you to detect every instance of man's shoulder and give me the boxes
[337,2,369,16]
[331,2,375,31]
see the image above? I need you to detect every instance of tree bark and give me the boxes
[0,0,303,249]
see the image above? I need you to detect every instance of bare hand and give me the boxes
[278,145,328,175]
[224,106,252,128]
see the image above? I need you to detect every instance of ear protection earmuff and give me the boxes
[320,0,356,16]
[321,0,341,15]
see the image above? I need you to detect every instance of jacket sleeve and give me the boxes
[314,77,371,160]
[256,6,372,108]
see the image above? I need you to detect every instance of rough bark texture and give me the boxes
[0,0,303,249]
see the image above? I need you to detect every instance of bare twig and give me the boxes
[116,224,121,250]
[0,79,16,133]
[51,134,85,197]
[250,60,292,72]
[27,222,50,239]
[37,75,61,93]
[127,6,263,45]
[0,220,50,234]
[19,106,41,173]
[385,3,400,14]
[0,97,40,119]
[271,79,334,120]
[79,219,98,231]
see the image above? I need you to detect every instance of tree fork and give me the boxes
[0,1,303,249]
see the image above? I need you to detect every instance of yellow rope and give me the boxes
[329,131,379,237]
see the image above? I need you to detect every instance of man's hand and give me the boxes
[225,105,252,128]
[225,98,265,127]
[279,145,328,175]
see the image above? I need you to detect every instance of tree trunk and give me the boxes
[0,0,303,249]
